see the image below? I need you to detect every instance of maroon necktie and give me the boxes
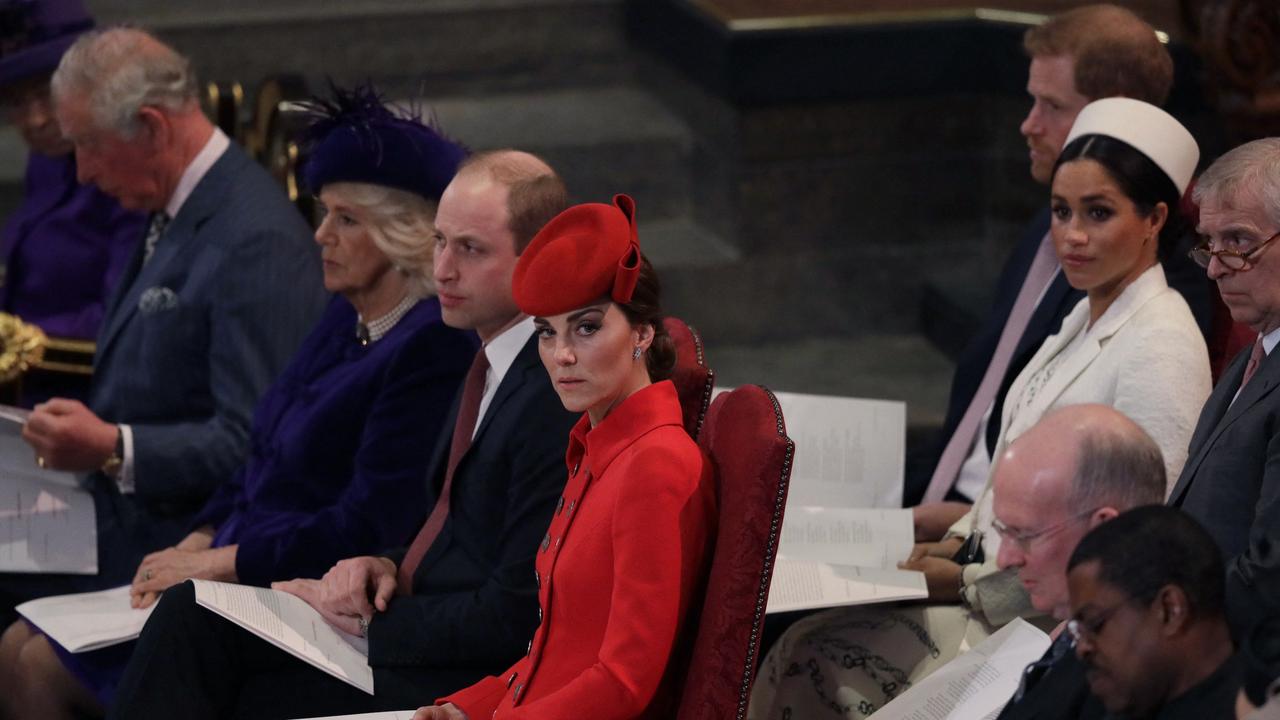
[396,348,490,594]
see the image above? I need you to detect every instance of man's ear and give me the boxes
[135,106,169,147]
[1087,506,1119,530]
[1155,584,1192,636]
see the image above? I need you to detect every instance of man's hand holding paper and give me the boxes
[272,578,365,638]
[319,555,399,618]
[22,398,117,471]
[274,555,398,638]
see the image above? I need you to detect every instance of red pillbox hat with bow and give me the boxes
[513,194,642,317]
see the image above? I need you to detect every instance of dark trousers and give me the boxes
[109,581,487,720]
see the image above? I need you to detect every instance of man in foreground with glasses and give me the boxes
[1065,506,1238,719]
[992,404,1165,720]
[1168,137,1280,638]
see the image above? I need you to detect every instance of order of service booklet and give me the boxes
[16,585,154,652]
[191,579,375,694]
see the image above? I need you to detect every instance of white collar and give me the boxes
[1262,326,1280,356]
[165,127,230,219]
[483,316,535,387]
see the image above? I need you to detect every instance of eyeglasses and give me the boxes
[1189,229,1280,270]
[1066,602,1124,645]
[991,508,1098,554]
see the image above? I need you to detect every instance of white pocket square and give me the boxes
[138,286,180,314]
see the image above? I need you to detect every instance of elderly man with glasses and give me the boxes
[1169,137,1280,639]
[989,404,1166,720]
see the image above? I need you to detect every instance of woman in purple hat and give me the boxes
[0,84,477,720]
[0,0,144,397]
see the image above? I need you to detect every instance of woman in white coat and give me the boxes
[951,97,1212,597]
[749,98,1211,720]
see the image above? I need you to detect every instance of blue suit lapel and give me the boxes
[95,149,236,361]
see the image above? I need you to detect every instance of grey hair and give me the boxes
[50,27,198,136]
[322,182,438,299]
[1192,138,1280,230]
[1067,423,1166,512]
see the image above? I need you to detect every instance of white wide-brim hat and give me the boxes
[1064,97,1199,196]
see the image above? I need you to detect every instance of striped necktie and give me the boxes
[142,212,170,264]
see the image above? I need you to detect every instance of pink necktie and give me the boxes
[396,349,489,594]
[923,235,1059,503]
[1239,336,1267,391]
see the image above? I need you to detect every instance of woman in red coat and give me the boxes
[414,195,717,720]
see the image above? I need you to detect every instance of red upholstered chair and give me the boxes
[674,385,795,720]
[664,317,715,441]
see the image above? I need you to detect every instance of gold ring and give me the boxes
[36,456,46,469]
[143,569,153,581]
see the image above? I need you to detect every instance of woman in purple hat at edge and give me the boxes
[0,84,478,720]
[0,0,145,403]
[415,195,718,720]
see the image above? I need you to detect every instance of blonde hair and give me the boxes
[323,182,439,298]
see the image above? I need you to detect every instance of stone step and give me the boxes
[424,86,694,220]
[659,225,987,348]
[85,0,632,97]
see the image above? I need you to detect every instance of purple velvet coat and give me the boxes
[0,152,144,339]
[190,295,477,586]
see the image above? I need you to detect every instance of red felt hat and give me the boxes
[513,194,642,317]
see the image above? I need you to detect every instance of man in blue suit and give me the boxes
[7,28,325,615]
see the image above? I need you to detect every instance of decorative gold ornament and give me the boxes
[0,313,46,384]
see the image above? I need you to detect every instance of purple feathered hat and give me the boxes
[299,83,468,203]
[0,0,94,87]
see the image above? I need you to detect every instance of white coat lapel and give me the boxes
[1004,265,1170,440]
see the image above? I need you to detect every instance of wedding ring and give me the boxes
[143,569,153,581]
[357,615,369,637]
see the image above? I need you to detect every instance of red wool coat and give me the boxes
[441,380,716,719]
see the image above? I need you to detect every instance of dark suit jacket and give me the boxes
[913,209,1214,505]
[1169,343,1280,637]
[366,334,577,681]
[995,634,1105,720]
[87,143,326,584]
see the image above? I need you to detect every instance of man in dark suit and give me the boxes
[911,4,1211,519]
[1167,137,1280,639]
[109,150,579,719]
[5,28,325,615]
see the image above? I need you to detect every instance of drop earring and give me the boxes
[632,347,642,360]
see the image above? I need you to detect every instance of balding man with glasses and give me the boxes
[1169,137,1280,639]
[990,404,1165,720]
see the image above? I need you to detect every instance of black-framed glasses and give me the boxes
[1066,602,1124,645]
[991,508,1098,554]
[1189,230,1280,270]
